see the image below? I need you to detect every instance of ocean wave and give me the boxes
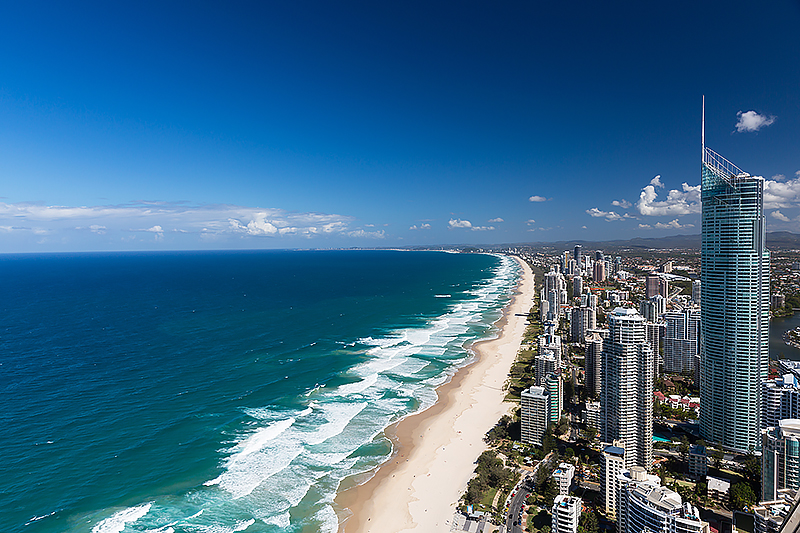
[91,503,153,533]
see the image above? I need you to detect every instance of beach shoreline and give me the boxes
[335,255,535,533]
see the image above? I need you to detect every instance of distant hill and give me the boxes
[493,231,800,251]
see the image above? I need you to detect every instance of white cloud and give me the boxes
[654,219,694,229]
[409,223,431,230]
[764,177,800,209]
[488,217,504,223]
[581,225,587,229]
[347,229,385,239]
[735,110,776,133]
[773,174,787,182]
[586,208,623,221]
[528,195,547,202]
[471,226,495,231]
[639,224,652,229]
[650,175,663,188]
[448,218,473,229]
[90,224,107,234]
[771,210,791,222]
[526,219,536,225]
[636,182,700,216]
[612,199,632,208]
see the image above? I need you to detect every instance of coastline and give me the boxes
[335,256,535,532]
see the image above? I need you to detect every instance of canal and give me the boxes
[770,312,800,361]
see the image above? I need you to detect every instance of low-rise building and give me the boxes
[706,476,730,503]
[552,462,575,495]
[552,495,582,533]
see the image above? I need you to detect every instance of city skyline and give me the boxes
[1,2,799,252]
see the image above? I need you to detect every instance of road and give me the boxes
[504,452,554,533]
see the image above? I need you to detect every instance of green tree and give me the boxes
[542,478,558,508]
[710,449,724,470]
[730,482,756,511]
[577,510,599,533]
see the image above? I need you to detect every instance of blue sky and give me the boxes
[1,1,799,252]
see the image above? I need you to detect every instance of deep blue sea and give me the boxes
[0,250,519,533]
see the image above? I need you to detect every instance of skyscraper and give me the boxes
[663,308,700,375]
[601,308,654,469]
[700,114,770,451]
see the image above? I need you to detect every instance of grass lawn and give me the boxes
[480,487,498,509]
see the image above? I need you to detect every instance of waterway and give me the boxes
[770,313,800,361]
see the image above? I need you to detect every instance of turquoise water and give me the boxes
[0,250,519,533]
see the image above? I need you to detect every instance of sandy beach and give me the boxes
[336,256,535,533]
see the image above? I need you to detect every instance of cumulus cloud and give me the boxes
[764,176,800,209]
[586,208,627,221]
[639,224,652,229]
[771,210,791,222]
[654,219,694,229]
[636,182,701,216]
[735,110,776,133]
[612,199,632,208]
[650,175,664,188]
[528,195,547,202]
[409,223,431,230]
[488,217,504,223]
[527,219,536,225]
[471,226,495,231]
[448,218,473,229]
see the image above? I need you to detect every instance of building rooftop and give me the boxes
[604,445,625,457]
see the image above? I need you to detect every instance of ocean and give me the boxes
[0,250,519,533]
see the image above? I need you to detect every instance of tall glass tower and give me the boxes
[700,115,770,451]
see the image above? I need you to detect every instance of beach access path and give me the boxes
[336,256,535,533]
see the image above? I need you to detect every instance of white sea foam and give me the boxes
[207,439,304,498]
[305,402,367,445]
[91,503,153,533]
[335,374,379,396]
[314,505,340,533]
[262,511,290,528]
[233,417,295,460]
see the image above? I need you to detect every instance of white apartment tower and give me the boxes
[552,495,582,533]
[601,308,654,469]
[521,386,549,446]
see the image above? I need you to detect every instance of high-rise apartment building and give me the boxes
[601,443,626,519]
[593,261,606,282]
[574,245,582,273]
[761,419,800,501]
[663,308,700,374]
[573,275,583,297]
[700,131,770,451]
[521,386,549,445]
[601,308,654,469]
[762,374,800,430]
[645,274,661,299]
[570,306,596,343]
[616,467,709,533]
[585,330,606,398]
[545,372,563,425]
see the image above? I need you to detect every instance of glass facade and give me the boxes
[700,147,770,452]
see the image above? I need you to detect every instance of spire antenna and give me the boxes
[702,95,705,162]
